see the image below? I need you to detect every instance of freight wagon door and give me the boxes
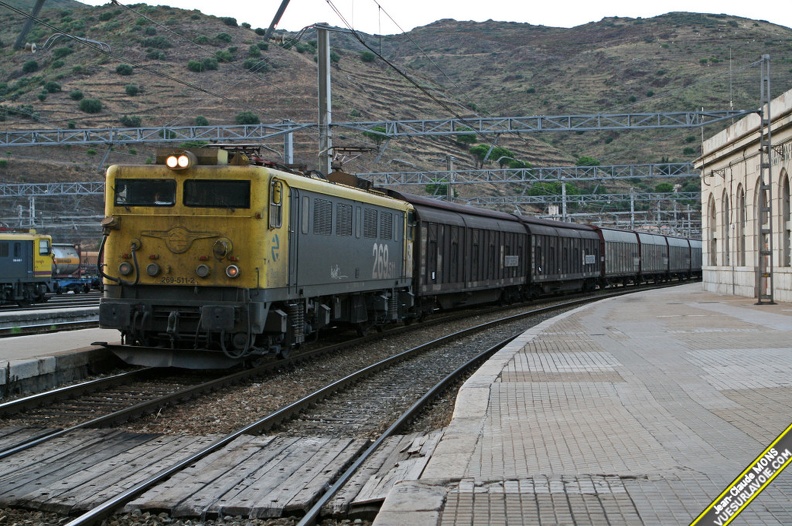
[0,240,33,280]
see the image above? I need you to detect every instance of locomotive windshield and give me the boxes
[184,180,250,209]
[114,179,176,207]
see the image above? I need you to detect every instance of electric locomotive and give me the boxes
[98,146,414,369]
[0,229,53,306]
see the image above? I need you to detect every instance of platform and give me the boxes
[0,328,121,396]
[374,283,792,525]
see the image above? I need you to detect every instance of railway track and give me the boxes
[0,291,101,311]
[0,283,686,525]
[0,291,101,337]
[0,288,612,524]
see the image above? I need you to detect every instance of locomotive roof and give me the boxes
[0,230,51,241]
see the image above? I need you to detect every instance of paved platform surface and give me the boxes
[0,328,120,396]
[374,283,792,525]
[0,328,118,361]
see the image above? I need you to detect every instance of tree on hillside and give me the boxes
[576,156,601,166]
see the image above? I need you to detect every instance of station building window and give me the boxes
[736,185,746,266]
[722,191,730,266]
[707,196,717,266]
[782,172,791,267]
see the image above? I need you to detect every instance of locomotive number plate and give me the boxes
[159,276,197,285]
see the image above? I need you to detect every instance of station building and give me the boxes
[696,88,792,301]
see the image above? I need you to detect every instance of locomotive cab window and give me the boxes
[406,211,416,240]
[38,238,51,256]
[114,179,176,207]
[185,180,250,209]
[269,179,283,228]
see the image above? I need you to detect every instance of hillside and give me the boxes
[0,2,791,236]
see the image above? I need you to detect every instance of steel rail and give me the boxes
[0,368,147,418]
[296,336,515,526]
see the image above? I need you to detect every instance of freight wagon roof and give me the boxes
[517,216,599,238]
[385,190,520,222]
[590,226,639,243]
[636,232,668,245]
[666,236,690,248]
[386,191,525,233]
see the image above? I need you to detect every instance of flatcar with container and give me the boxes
[51,243,95,293]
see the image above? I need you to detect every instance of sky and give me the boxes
[79,0,792,35]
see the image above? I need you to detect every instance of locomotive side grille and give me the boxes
[380,212,393,239]
[313,198,332,235]
[364,208,378,238]
[336,203,353,236]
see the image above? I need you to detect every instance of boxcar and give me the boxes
[518,217,600,295]
[667,236,693,280]
[387,191,529,312]
[637,232,669,281]
[689,239,703,278]
[592,226,640,286]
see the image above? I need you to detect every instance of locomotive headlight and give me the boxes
[225,265,240,278]
[119,262,133,276]
[195,264,211,278]
[146,263,161,277]
[165,151,197,170]
[213,239,233,259]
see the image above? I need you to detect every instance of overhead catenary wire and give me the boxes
[323,0,489,141]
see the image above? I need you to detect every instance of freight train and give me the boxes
[0,229,54,306]
[97,146,701,369]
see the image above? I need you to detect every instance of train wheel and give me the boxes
[355,322,372,337]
